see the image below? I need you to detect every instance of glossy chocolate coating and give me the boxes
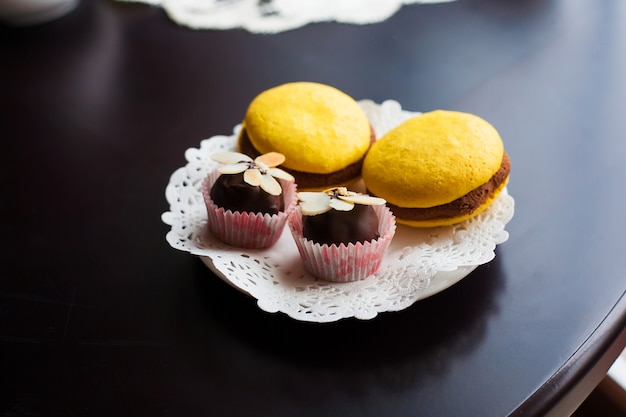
[209,173,284,215]
[302,204,379,246]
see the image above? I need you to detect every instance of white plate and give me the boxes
[202,255,477,302]
[162,99,515,323]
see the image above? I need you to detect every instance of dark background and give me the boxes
[1,0,625,416]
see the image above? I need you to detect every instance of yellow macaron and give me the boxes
[238,82,374,189]
[362,110,510,227]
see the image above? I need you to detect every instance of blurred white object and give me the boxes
[119,0,456,33]
[604,352,626,412]
[0,0,78,25]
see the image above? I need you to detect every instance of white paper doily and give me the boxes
[119,0,457,33]
[162,99,515,323]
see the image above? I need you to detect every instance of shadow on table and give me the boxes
[173,250,506,394]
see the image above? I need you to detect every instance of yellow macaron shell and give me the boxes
[362,110,504,208]
[243,82,371,174]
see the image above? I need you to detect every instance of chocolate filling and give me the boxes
[383,152,510,222]
[239,126,376,189]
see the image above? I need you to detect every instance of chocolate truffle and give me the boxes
[302,204,379,246]
[209,172,284,215]
[288,187,396,282]
[296,187,387,246]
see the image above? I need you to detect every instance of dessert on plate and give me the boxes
[202,151,297,249]
[162,96,516,321]
[288,187,396,282]
[238,81,375,190]
[362,110,511,227]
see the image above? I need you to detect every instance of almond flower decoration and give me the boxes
[211,151,295,196]
[297,187,386,216]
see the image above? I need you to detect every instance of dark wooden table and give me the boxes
[2,1,625,416]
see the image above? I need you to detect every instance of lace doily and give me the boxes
[120,0,456,33]
[162,99,515,322]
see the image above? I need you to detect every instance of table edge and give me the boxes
[509,291,626,417]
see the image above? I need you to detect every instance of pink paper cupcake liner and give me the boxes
[288,204,396,282]
[202,169,297,249]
